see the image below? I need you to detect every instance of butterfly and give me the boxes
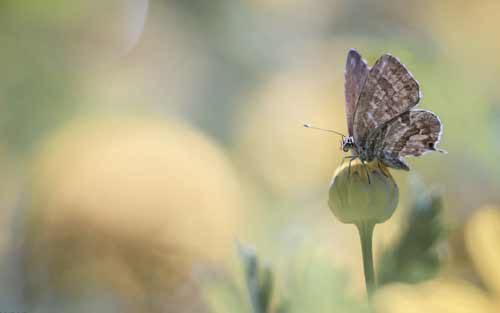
[335,49,444,175]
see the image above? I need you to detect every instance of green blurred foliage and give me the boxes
[205,245,369,313]
[239,245,274,313]
[377,179,444,285]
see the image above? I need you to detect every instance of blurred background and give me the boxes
[0,0,499,312]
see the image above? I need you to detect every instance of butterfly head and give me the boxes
[341,136,355,152]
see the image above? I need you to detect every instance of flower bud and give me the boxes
[328,159,398,224]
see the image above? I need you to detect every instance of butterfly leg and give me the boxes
[361,159,371,184]
[341,156,353,166]
[347,156,357,177]
[377,161,388,177]
[340,156,350,167]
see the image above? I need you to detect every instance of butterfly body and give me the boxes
[343,49,443,171]
[342,135,391,168]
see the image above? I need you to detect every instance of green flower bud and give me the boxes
[328,159,398,225]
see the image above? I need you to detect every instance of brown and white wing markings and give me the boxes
[366,110,443,170]
[345,49,369,137]
[353,54,421,147]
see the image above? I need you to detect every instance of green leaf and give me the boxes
[238,244,274,313]
[377,177,445,286]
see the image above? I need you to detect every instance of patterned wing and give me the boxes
[353,54,421,146]
[365,110,443,170]
[345,49,369,137]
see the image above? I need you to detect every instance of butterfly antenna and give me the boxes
[303,123,346,138]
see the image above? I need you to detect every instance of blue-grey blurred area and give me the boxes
[0,0,498,312]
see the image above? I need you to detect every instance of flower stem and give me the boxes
[356,221,376,298]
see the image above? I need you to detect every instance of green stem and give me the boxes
[356,221,376,298]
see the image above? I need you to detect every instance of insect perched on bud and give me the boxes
[307,49,445,298]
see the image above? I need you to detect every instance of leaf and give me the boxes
[238,244,275,313]
[377,176,445,285]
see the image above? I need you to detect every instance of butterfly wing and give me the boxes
[345,49,369,137]
[353,54,421,147]
[365,110,443,170]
